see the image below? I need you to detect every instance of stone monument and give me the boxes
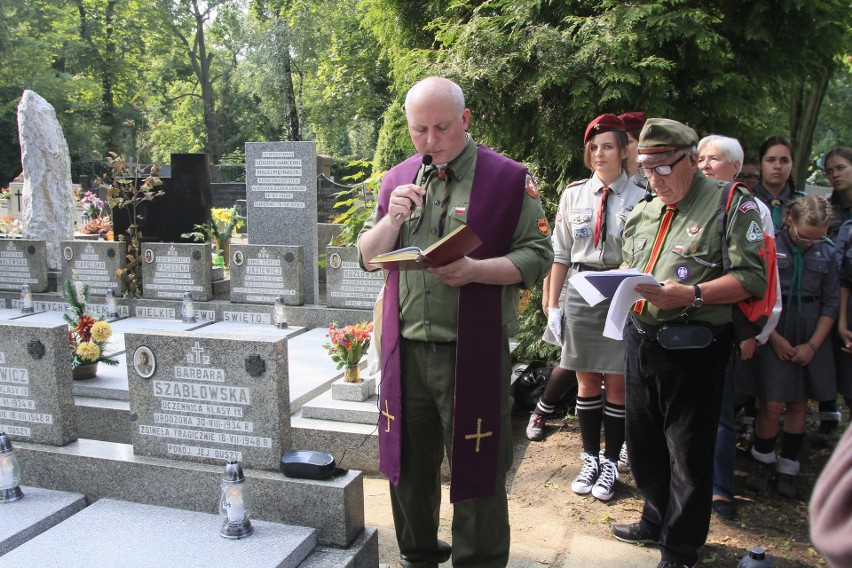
[17,90,75,270]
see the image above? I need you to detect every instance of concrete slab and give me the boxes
[0,308,21,320]
[286,327,348,410]
[106,317,213,355]
[301,390,379,425]
[0,498,317,568]
[0,486,87,556]
[71,353,128,400]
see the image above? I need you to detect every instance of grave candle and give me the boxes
[224,486,244,522]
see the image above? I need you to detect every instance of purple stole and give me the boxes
[378,146,526,502]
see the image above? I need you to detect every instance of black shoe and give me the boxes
[776,472,798,499]
[400,540,451,566]
[712,498,737,520]
[815,421,839,447]
[746,460,773,492]
[611,522,658,545]
[656,562,693,568]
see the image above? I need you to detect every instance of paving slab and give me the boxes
[301,389,379,425]
[0,498,317,568]
[0,486,87,556]
[71,353,128,400]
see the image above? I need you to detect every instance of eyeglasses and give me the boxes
[638,153,687,178]
[736,173,760,182]
[789,223,826,246]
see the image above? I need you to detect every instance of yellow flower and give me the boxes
[91,321,112,342]
[76,342,100,362]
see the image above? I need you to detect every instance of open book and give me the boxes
[369,224,482,270]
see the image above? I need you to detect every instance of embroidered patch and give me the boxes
[687,224,701,237]
[676,266,690,279]
[537,218,549,236]
[574,228,590,239]
[673,245,684,253]
[525,175,540,199]
[776,252,787,259]
[739,200,758,214]
[746,221,764,242]
[453,206,466,215]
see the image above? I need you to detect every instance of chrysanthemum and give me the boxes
[91,321,112,342]
[76,342,100,362]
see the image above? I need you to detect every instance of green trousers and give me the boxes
[390,337,513,568]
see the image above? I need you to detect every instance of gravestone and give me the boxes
[7,178,23,219]
[126,330,290,470]
[0,239,48,293]
[17,90,75,270]
[140,243,213,301]
[0,321,77,445]
[326,246,383,309]
[60,240,127,297]
[245,141,319,305]
[229,244,304,305]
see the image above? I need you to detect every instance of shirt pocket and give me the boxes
[446,202,469,231]
[805,257,830,274]
[624,237,647,266]
[671,244,719,268]
[569,213,592,240]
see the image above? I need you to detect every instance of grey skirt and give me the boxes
[559,276,626,374]
[738,302,836,402]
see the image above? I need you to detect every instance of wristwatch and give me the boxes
[691,285,704,308]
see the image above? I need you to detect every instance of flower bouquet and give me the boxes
[60,280,119,372]
[323,321,374,383]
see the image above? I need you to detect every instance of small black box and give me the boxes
[280,450,336,480]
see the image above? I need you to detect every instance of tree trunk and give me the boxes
[789,64,834,189]
[191,1,221,162]
[274,14,300,141]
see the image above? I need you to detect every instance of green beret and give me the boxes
[638,118,699,154]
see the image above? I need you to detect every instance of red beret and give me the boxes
[619,111,647,132]
[584,114,627,144]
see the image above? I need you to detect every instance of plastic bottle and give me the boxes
[737,547,773,567]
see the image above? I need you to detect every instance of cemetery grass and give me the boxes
[366,406,834,567]
[501,409,830,567]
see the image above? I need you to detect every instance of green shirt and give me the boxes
[359,137,553,342]
[622,171,768,326]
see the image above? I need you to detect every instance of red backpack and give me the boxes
[718,182,778,341]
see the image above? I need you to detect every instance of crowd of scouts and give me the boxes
[526,110,852,564]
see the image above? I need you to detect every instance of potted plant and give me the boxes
[182,206,245,268]
[323,321,373,383]
[60,280,119,379]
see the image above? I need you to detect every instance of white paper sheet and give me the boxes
[603,275,662,340]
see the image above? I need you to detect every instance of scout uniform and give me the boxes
[739,228,839,402]
[359,135,552,567]
[616,118,767,568]
[753,182,804,233]
[553,171,645,372]
[834,219,852,399]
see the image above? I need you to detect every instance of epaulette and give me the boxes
[566,178,588,189]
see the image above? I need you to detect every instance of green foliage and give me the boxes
[71,160,110,184]
[330,161,382,247]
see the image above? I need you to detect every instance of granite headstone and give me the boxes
[229,244,304,305]
[60,240,127,297]
[245,141,319,304]
[126,330,290,470]
[0,239,48,293]
[325,246,383,309]
[140,243,213,301]
[0,321,77,445]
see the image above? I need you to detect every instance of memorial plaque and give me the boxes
[0,321,77,445]
[0,239,48,292]
[140,243,213,301]
[126,330,290,470]
[60,240,127,297]
[245,141,319,305]
[229,244,304,305]
[325,246,383,309]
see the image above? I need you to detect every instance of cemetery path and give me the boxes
[363,411,829,567]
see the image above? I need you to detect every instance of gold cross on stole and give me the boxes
[381,400,395,433]
[464,418,493,453]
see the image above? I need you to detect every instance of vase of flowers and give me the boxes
[61,280,120,379]
[182,206,245,268]
[323,321,373,383]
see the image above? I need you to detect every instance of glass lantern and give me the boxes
[273,296,288,329]
[182,290,196,323]
[20,284,33,313]
[105,288,118,318]
[219,460,253,539]
[0,432,24,503]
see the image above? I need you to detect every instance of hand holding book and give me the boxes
[370,224,482,270]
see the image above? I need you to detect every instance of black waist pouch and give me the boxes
[656,324,714,350]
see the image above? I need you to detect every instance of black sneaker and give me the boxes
[712,498,736,520]
[776,472,798,499]
[746,460,773,492]
[611,522,658,545]
[815,421,839,447]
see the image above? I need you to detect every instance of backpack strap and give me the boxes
[717,181,748,272]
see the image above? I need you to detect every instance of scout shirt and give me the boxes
[360,136,553,343]
[622,171,768,327]
[753,182,805,234]
[553,171,646,269]
[775,228,839,319]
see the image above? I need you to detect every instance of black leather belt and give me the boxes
[628,316,729,342]
[572,263,613,272]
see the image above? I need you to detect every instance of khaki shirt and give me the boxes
[553,171,646,268]
[360,137,553,342]
[623,171,768,326]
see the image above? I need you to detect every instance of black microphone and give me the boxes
[394,155,433,221]
[642,190,655,203]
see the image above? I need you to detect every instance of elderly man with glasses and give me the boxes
[612,119,768,568]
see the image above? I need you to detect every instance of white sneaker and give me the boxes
[618,442,630,473]
[526,413,545,441]
[592,458,619,501]
[571,452,599,494]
